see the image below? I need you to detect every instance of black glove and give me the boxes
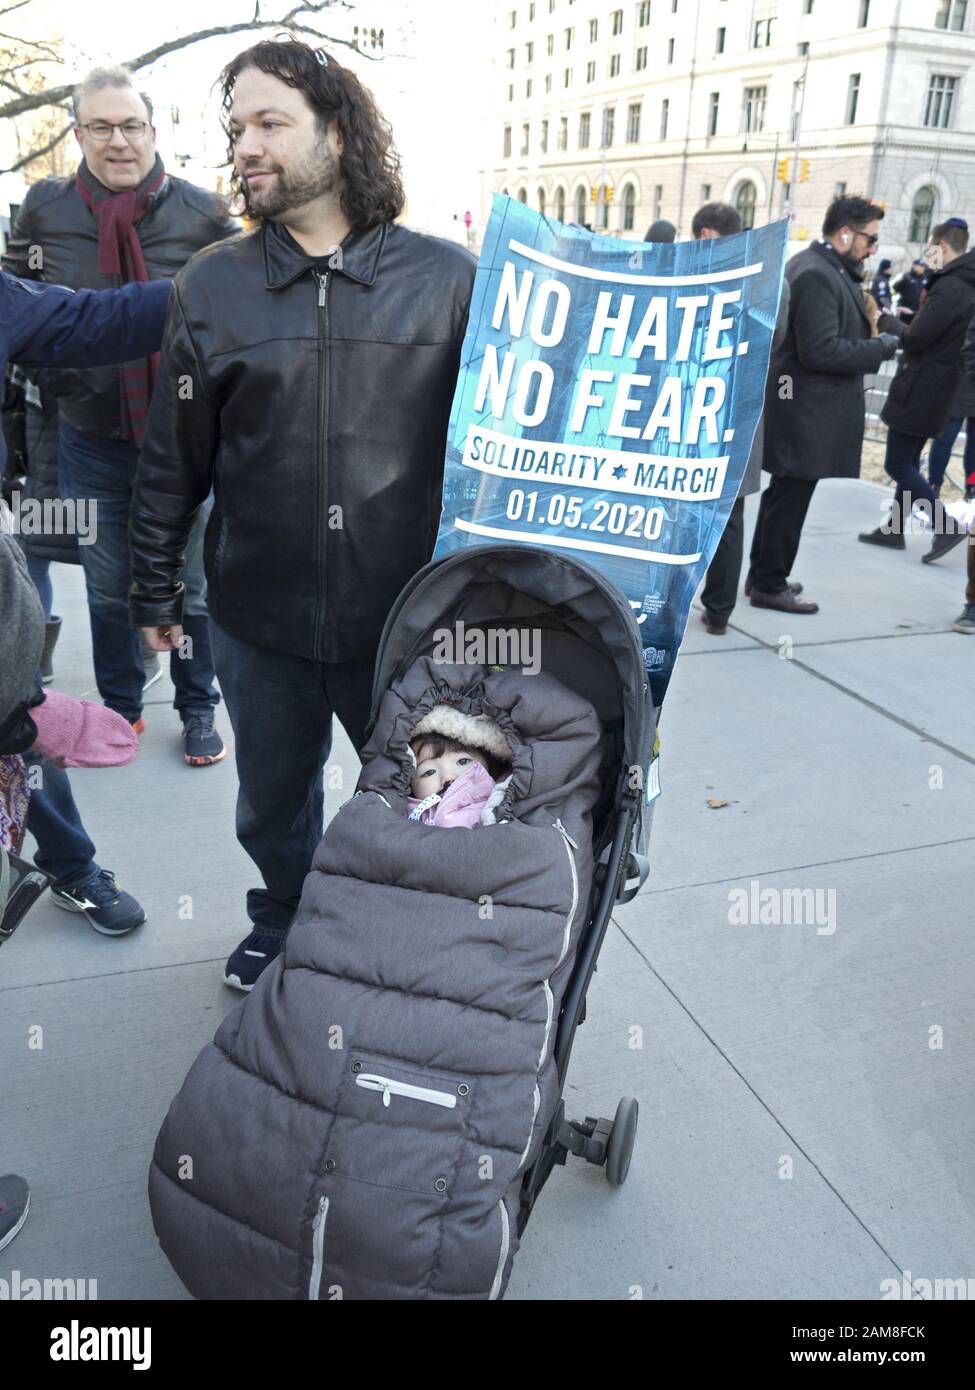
[878,333,900,360]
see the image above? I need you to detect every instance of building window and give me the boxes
[909,185,937,242]
[798,40,809,55]
[858,0,870,26]
[804,0,814,11]
[565,25,574,49]
[529,1,535,18]
[925,74,957,127]
[611,8,623,34]
[503,125,512,158]
[635,45,648,70]
[835,181,847,197]
[507,83,514,102]
[700,182,712,203]
[521,122,530,155]
[545,73,552,92]
[558,115,568,149]
[508,9,517,30]
[610,52,621,76]
[735,180,758,230]
[752,18,775,47]
[547,33,554,55]
[541,118,549,152]
[579,110,591,147]
[507,48,516,68]
[715,26,726,53]
[622,183,636,231]
[742,85,767,133]
[935,0,967,28]
[667,36,675,62]
[564,66,573,86]
[708,90,720,136]
[526,40,534,62]
[637,0,650,24]
[518,187,528,203]
[526,78,533,96]
[589,17,598,41]
[602,105,616,146]
[846,73,861,123]
[627,101,642,142]
[538,187,546,214]
[587,59,596,81]
[575,185,587,224]
[556,186,566,222]
[660,97,669,139]
[653,184,663,220]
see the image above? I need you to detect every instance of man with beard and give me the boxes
[129,38,476,991]
[749,195,899,613]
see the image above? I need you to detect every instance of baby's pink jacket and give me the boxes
[406,761,497,828]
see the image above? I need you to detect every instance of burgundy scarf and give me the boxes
[75,154,167,445]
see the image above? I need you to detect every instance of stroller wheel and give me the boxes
[605,1097,639,1187]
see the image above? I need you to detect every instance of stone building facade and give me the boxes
[486,0,975,263]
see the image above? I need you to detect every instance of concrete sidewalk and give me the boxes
[2,477,973,1301]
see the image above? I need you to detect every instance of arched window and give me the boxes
[622,183,636,231]
[555,186,566,223]
[501,186,509,197]
[537,186,546,214]
[517,187,528,204]
[910,185,937,243]
[575,184,587,224]
[735,179,758,230]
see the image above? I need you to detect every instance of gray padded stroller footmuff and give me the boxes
[148,659,603,1299]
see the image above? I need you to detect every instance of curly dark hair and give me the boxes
[822,194,885,237]
[219,38,405,229]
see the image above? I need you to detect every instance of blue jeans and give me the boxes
[926,416,975,494]
[209,620,375,936]
[58,420,219,723]
[25,754,98,888]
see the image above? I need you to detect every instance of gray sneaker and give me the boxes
[0,1174,30,1252]
[953,603,975,634]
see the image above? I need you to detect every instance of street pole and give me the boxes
[768,129,779,221]
[789,50,810,220]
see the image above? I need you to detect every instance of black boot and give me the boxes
[922,506,967,565]
[40,615,62,684]
[858,525,906,550]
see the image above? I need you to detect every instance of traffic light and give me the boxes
[591,184,614,203]
[799,158,811,182]
[777,158,790,182]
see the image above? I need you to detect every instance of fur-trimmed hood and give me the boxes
[409,704,513,766]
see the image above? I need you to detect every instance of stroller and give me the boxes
[148,545,655,1300]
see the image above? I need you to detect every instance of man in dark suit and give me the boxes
[749,195,899,614]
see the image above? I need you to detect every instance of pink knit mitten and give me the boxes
[29,691,138,768]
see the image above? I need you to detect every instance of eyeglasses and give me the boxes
[855,231,880,248]
[77,121,149,142]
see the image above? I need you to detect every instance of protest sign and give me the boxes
[434,194,789,709]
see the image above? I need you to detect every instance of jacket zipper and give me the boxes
[308,1194,329,1300]
[355,1072,458,1109]
[536,823,581,1069]
[488,1200,510,1300]
[314,270,330,661]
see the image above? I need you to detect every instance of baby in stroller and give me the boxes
[406,706,513,828]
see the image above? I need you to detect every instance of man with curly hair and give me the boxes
[129,39,477,990]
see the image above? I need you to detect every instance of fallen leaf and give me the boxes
[706,798,738,809]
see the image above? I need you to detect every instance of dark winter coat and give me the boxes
[128,220,477,663]
[14,382,75,565]
[2,169,237,440]
[148,658,603,1300]
[893,270,928,319]
[0,270,168,477]
[763,240,891,481]
[882,250,975,439]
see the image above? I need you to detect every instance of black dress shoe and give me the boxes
[744,574,803,597]
[750,587,820,614]
[700,608,728,635]
[858,526,905,549]
[922,530,968,564]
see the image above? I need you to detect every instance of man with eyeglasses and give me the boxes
[3,65,238,769]
[750,195,899,614]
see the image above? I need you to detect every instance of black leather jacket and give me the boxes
[129,219,476,663]
[2,169,238,439]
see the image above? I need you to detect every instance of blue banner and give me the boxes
[434,194,789,708]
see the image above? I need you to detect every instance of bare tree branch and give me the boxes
[0,1,372,121]
[1,118,72,174]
